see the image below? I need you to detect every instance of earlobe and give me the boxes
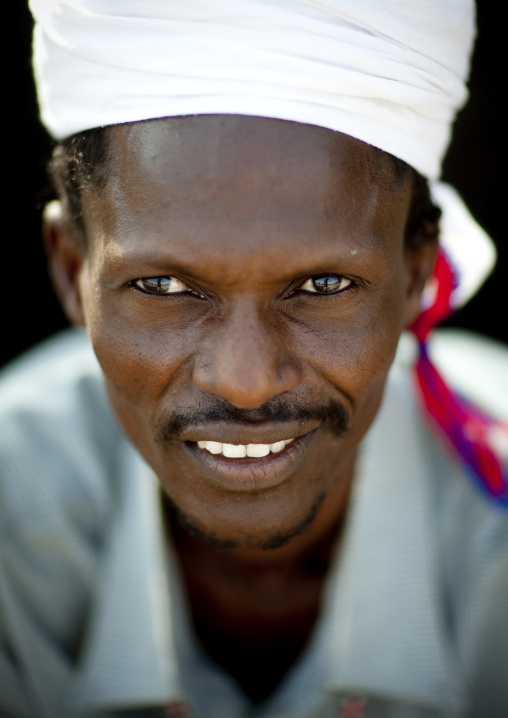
[43,201,87,327]
[402,240,439,328]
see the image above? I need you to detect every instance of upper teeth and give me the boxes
[197,439,294,458]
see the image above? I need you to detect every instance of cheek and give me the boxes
[293,281,406,407]
[79,275,199,411]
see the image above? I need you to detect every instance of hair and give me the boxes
[49,127,110,242]
[49,125,441,248]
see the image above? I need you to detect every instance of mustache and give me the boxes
[156,396,349,445]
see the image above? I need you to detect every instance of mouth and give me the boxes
[182,429,316,492]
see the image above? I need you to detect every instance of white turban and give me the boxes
[30,0,495,304]
[32,0,475,180]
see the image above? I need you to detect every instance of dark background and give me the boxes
[4,4,505,370]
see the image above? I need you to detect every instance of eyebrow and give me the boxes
[100,237,383,287]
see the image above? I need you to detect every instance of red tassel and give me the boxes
[410,248,508,506]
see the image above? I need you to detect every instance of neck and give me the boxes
[161,452,356,703]
[163,448,356,577]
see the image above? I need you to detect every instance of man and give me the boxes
[1,2,507,717]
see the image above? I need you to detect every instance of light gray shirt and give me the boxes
[1,329,507,718]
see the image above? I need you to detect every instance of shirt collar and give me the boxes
[323,360,467,713]
[67,441,184,711]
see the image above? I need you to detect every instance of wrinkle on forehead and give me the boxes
[84,115,412,261]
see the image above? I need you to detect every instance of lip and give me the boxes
[179,419,319,447]
[182,429,316,492]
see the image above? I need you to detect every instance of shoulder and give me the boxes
[392,327,508,520]
[0,332,134,708]
[0,329,127,537]
[391,331,508,710]
[389,329,508,589]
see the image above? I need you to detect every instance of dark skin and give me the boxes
[45,115,437,702]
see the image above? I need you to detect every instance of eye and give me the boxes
[132,276,204,297]
[299,275,354,295]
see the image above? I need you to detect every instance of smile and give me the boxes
[196,438,295,458]
[182,430,316,492]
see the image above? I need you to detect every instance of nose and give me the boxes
[192,298,300,409]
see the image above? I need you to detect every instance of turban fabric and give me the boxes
[32,0,473,180]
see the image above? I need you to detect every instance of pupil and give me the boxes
[153,277,172,292]
[313,276,340,292]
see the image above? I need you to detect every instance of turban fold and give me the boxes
[32,0,474,180]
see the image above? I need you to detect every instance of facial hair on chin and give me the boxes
[161,489,328,552]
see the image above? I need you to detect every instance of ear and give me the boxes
[402,239,439,328]
[43,201,87,327]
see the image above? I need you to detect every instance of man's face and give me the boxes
[69,116,428,548]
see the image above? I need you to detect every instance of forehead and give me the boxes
[84,116,410,267]
[110,114,395,177]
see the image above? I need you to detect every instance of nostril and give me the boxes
[192,356,300,409]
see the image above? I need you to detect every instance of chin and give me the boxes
[162,487,326,552]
